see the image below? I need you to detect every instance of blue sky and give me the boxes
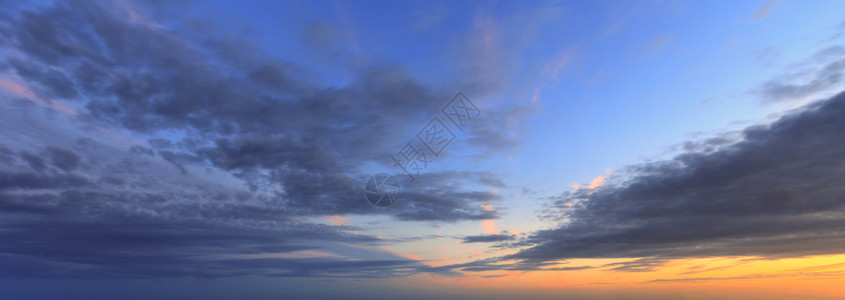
[1,0,845,299]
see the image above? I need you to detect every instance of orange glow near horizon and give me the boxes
[380,254,845,299]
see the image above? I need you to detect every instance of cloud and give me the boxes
[129,145,154,156]
[0,145,15,164]
[753,45,845,103]
[587,175,605,189]
[46,146,80,172]
[0,0,514,223]
[390,184,503,221]
[748,46,782,67]
[544,48,574,80]
[301,22,340,49]
[325,215,350,226]
[510,90,845,263]
[603,258,667,272]
[420,256,593,274]
[411,3,450,32]
[0,171,89,192]
[20,152,47,172]
[756,61,845,103]
[752,0,781,20]
[0,137,423,279]
[648,267,845,283]
[633,34,675,58]
[461,233,516,243]
[0,0,535,281]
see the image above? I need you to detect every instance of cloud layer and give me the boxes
[512,90,845,262]
[0,0,519,279]
[0,0,513,222]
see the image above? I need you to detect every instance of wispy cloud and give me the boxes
[753,45,845,103]
[633,34,675,58]
[752,0,782,20]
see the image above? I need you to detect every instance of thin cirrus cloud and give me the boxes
[753,46,845,103]
[632,33,675,58]
[752,0,782,20]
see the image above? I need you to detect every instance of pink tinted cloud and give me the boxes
[0,78,77,117]
[116,0,163,29]
[325,215,350,226]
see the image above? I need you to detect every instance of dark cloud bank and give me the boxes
[0,0,512,279]
[0,0,511,222]
[429,89,845,275]
[509,89,845,264]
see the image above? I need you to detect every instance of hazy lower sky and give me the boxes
[1,0,845,299]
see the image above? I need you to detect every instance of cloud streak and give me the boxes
[754,46,845,103]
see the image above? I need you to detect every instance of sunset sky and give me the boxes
[1,0,845,299]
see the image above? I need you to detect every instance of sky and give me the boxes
[1,0,845,299]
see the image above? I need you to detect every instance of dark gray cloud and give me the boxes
[147,138,173,149]
[158,150,204,174]
[0,0,513,222]
[508,90,845,263]
[0,171,89,191]
[129,145,154,156]
[5,57,78,99]
[461,233,516,243]
[0,145,15,164]
[20,152,46,172]
[0,0,523,281]
[0,138,422,279]
[46,146,80,172]
[0,202,411,279]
